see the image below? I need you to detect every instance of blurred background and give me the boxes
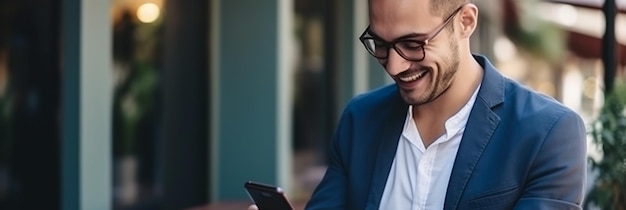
[0,0,624,209]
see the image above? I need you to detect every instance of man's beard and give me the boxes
[408,37,460,106]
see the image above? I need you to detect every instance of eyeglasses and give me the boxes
[359,4,466,62]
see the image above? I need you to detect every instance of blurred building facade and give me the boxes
[0,0,624,210]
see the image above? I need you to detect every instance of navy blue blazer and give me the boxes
[305,55,587,210]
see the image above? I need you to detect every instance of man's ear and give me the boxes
[457,3,478,38]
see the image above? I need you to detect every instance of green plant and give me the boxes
[586,81,626,210]
[115,61,157,155]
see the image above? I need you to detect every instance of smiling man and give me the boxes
[302,0,587,209]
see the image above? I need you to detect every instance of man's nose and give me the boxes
[385,48,411,76]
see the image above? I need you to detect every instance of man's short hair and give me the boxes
[430,0,471,18]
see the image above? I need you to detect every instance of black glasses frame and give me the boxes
[359,4,467,62]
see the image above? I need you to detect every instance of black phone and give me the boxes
[244,181,294,210]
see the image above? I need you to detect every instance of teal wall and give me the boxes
[338,0,356,114]
[369,58,389,89]
[62,0,112,209]
[214,0,281,200]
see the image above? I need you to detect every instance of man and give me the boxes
[251,0,587,209]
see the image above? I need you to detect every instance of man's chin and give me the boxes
[400,92,426,106]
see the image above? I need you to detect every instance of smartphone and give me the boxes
[244,181,294,210]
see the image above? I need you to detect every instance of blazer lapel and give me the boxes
[365,90,408,210]
[443,55,505,210]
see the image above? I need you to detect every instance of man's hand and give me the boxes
[248,204,258,210]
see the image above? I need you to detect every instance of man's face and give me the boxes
[368,0,460,106]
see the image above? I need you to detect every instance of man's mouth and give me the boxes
[397,69,429,83]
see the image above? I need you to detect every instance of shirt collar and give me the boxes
[401,83,482,145]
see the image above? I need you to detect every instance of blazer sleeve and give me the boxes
[304,108,353,210]
[514,110,587,210]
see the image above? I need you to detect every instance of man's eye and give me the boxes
[398,41,422,50]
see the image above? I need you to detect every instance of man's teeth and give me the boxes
[399,71,427,82]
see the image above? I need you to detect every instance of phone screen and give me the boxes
[244,181,294,210]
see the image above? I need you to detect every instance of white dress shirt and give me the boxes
[379,86,480,210]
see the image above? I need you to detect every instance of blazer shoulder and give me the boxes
[502,78,583,129]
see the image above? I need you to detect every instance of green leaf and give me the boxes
[588,81,626,209]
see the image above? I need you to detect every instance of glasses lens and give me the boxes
[395,41,425,61]
[363,38,388,59]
